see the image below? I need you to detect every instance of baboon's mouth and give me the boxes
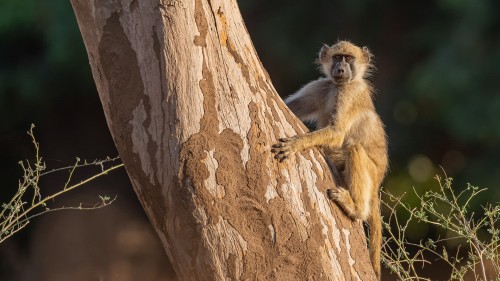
[333,76,350,85]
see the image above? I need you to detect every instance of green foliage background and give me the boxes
[1,0,499,262]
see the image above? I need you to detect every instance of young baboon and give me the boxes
[271,41,388,279]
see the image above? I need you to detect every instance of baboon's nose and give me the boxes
[337,68,345,74]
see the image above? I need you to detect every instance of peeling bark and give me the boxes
[70,0,377,280]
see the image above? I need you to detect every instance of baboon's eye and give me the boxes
[346,55,354,62]
[334,55,342,61]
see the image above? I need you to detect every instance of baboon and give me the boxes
[271,41,388,280]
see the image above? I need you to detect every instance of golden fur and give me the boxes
[271,41,388,280]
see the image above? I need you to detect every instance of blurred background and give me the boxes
[1,0,499,280]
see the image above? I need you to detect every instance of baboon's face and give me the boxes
[330,54,356,85]
[319,41,371,85]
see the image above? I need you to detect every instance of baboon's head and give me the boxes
[318,41,372,85]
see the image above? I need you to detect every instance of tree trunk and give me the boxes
[70,0,376,280]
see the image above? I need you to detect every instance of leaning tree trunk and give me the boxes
[71,0,376,280]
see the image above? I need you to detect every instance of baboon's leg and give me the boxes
[327,144,375,220]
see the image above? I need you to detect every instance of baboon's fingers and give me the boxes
[326,189,337,200]
[271,149,285,155]
[271,146,288,153]
[274,151,290,161]
[272,143,291,153]
[272,138,296,162]
[273,151,285,159]
[271,143,283,149]
[327,188,346,201]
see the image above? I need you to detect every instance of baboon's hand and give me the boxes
[271,136,300,162]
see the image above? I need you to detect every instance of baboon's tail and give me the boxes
[368,201,382,280]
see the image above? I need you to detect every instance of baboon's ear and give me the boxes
[319,44,329,60]
[362,46,372,63]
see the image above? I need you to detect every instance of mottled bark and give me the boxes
[70,0,377,280]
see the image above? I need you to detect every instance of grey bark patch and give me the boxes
[98,12,165,227]
[98,12,143,143]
